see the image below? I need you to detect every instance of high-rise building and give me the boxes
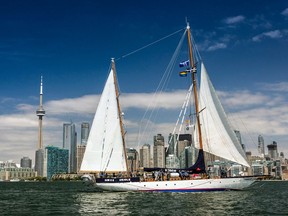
[140,144,151,168]
[258,135,265,158]
[81,122,90,145]
[20,156,32,168]
[153,134,165,168]
[166,154,180,168]
[44,146,69,180]
[177,134,192,158]
[167,133,178,156]
[267,141,278,160]
[63,122,77,173]
[179,146,193,169]
[76,145,86,173]
[35,76,45,177]
[126,148,139,173]
[234,130,245,152]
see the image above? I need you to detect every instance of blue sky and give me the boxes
[0,0,288,163]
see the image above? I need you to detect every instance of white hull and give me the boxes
[94,177,256,192]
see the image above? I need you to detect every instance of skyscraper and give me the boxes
[234,130,246,152]
[177,134,192,157]
[81,122,90,145]
[63,122,77,173]
[35,76,45,177]
[140,144,151,168]
[258,135,265,157]
[153,134,165,168]
[126,148,139,173]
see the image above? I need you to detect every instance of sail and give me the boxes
[80,68,127,172]
[194,63,250,167]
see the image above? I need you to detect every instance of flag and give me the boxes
[179,60,189,67]
[179,71,188,77]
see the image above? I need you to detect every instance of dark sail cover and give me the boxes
[143,150,206,174]
[187,149,206,173]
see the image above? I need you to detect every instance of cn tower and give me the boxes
[36,76,45,149]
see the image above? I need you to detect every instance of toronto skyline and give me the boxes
[0,0,288,163]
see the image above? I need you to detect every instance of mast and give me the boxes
[111,58,129,172]
[186,23,204,151]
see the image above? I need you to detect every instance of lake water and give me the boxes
[0,181,287,215]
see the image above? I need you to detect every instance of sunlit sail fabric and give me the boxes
[80,68,127,172]
[194,63,250,167]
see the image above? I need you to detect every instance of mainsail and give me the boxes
[194,63,249,167]
[80,63,127,173]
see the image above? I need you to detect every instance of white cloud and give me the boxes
[224,15,245,24]
[252,30,283,42]
[281,8,288,16]
[207,43,227,51]
[258,82,288,92]
[1,84,288,162]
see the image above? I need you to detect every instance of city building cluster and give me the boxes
[0,77,287,181]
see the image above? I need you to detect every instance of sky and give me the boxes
[0,0,288,164]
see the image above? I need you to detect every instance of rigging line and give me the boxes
[166,84,193,152]
[116,28,185,61]
[137,30,187,145]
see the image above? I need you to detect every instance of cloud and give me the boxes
[1,84,288,162]
[258,82,288,92]
[207,43,227,51]
[224,15,245,24]
[252,30,283,42]
[281,8,288,16]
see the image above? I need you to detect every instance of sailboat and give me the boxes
[80,23,256,192]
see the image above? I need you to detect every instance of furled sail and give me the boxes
[194,63,250,167]
[80,68,127,172]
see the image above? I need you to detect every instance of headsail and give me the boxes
[80,62,127,173]
[194,63,250,167]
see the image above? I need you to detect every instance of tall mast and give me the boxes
[111,58,129,171]
[186,23,204,150]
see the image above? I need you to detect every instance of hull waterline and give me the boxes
[93,177,256,192]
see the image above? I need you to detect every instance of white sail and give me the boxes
[80,67,127,172]
[194,63,249,167]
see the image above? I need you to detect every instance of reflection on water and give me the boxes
[0,181,287,215]
[77,192,130,215]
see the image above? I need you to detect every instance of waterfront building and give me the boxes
[81,122,90,145]
[44,146,69,180]
[63,122,77,173]
[139,144,151,168]
[167,133,178,156]
[35,76,45,177]
[126,148,139,173]
[0,160,36,181]
[267,141,278,160]
[177,134,191,158]
[20,156,32,168]
[166,154,180,168]
[230,164,243,177]
[76,145,86,173]
[179,146,193,169]
[153,134,165,168]
[252,163,264,176]
[258,135,265,158]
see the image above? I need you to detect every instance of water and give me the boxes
[0,181,287,215]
